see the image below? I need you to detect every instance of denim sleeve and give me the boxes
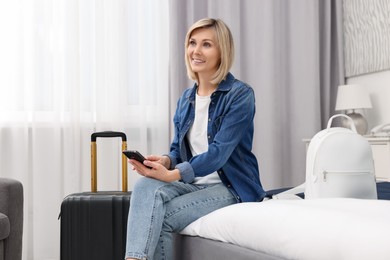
[162,155,194,183]
[162,154,177,170]
[174,162,194,183]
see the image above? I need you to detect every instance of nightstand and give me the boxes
[302,136,390,182]
[365,136,390,181]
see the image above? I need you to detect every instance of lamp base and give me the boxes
[340,112,368,135]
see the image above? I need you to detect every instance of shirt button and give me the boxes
[208,118,211,121]
[208,135,211,139]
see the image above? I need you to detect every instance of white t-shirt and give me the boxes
[187,94,221,185]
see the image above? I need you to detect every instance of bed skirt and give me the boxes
[173,234,285,260]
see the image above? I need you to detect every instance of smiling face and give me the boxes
[184,18,234,85]
[186,27,221,80]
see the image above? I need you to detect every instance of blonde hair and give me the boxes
[184,18,234,85]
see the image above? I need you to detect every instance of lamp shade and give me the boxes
[335,84,372,111]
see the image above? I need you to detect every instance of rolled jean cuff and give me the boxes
[163,154,176,170]
[175,162,194,183]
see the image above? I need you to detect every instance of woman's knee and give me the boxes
[133,177,163,193]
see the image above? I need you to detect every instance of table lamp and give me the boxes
[335,84,372,135]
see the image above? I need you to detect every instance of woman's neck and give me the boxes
[197,77,218,97]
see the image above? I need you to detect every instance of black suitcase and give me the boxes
[60,131,132,260]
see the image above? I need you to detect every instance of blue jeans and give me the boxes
[124,177,237,260]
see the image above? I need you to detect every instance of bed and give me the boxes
[173,182,390,260]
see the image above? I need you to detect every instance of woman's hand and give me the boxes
[129,158,180,182]
[145,155,171,169]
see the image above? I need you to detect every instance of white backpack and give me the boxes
[275,114,377,200]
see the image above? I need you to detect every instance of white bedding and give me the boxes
[180,198,390,260]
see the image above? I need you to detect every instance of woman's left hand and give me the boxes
[129,159,181,182]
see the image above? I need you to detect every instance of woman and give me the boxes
[125,18,265,260]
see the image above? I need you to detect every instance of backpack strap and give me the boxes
[272,183,305,200]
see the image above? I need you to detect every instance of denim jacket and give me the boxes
[167,73,266,202]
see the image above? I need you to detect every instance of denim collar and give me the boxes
[186,72,235,101]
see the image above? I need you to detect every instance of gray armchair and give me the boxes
[0,178,23,260]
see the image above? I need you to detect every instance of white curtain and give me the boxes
[0,0,169,259]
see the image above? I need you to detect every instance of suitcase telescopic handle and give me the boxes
[91,131,127,142]
[91,131,128,192]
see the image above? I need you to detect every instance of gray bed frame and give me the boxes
[173,234,285,260]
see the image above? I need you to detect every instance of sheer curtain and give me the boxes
[168,0,344,190]
[0,0,169,259]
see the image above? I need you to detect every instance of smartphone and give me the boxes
[122,150,152,169]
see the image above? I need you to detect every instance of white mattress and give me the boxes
[180,198,390,260]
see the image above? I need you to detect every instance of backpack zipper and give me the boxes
[322,170,373,182]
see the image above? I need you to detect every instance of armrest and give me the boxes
[0,178,23,260]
